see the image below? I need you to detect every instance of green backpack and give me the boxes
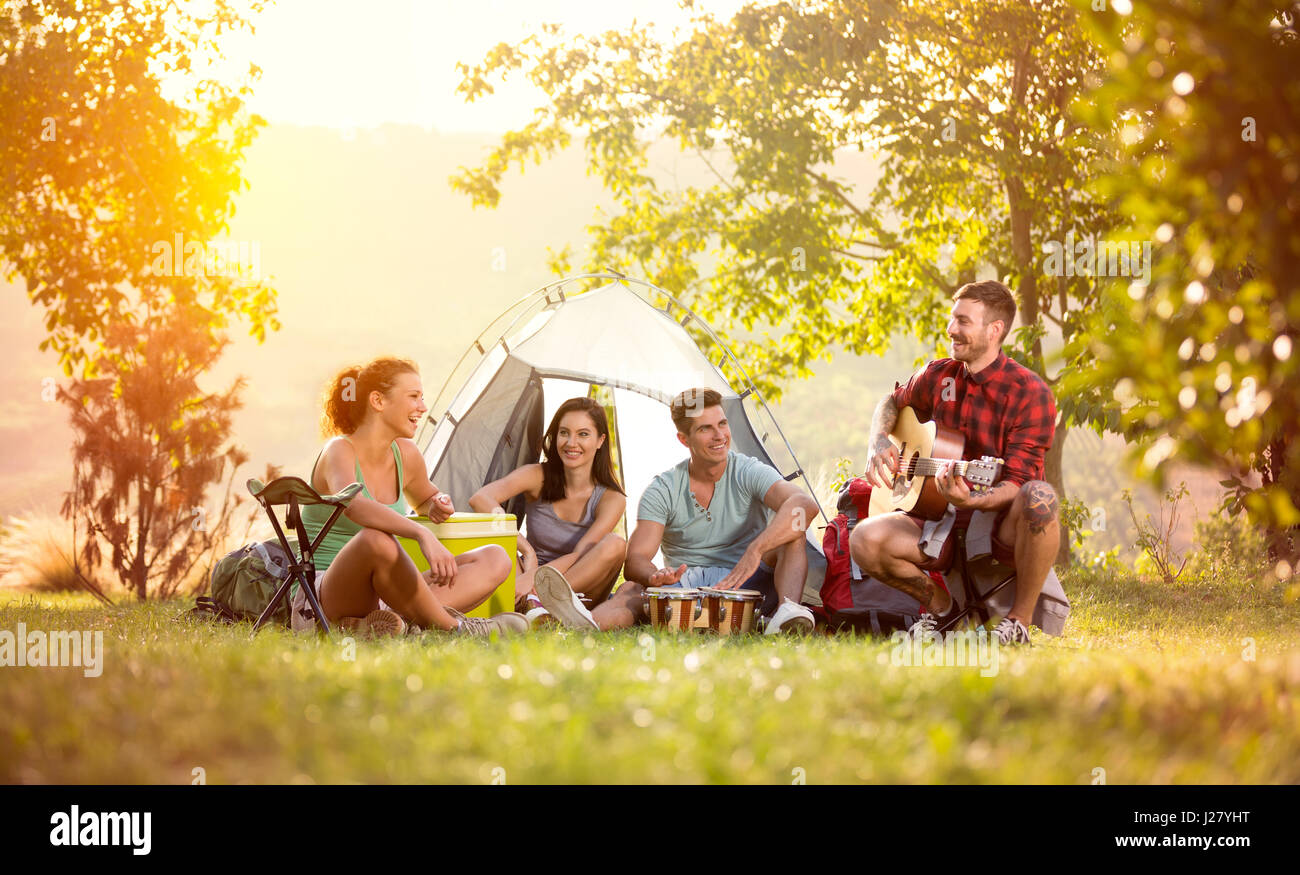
[195,540,295,626]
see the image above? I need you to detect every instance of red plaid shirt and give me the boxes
[890,352,1056,522]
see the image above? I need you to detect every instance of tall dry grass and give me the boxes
[0,513,115,600]
[0,511,263,600]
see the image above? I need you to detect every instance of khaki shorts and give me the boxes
[908,507,1016,574]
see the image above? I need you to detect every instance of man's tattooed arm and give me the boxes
[870,395,899,452]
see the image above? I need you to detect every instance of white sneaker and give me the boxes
[764,598,815,635]
[906,613,941,642]
[992,616,1031,646]
[533,566,599,630]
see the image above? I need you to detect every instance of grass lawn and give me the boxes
[1,567,1297,784]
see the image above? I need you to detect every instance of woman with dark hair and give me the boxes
[469,397,627,629]
[291,357,526,637]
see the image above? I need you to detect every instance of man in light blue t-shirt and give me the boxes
[589,387,819,633]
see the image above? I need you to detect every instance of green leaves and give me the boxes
[451,1,1116,410]
[0,0,277,370]
[1071,0,1300,547]
[1,0,278,596]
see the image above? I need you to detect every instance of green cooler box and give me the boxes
[398,512,517,618]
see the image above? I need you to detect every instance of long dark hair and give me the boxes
[539,397,625,501]
[321,357,418,436]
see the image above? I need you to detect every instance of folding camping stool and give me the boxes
[246,476,364,637]
[934,527,1018,634]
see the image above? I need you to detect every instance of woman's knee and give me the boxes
[596,533,627,564]
[356,528,400,563]
[484,543,512,580]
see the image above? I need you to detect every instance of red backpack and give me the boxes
[818,478,872,613]
[815,478,943,633]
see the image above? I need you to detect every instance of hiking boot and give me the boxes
[533,566,599,630]
[337,609,407,637]
[764,598,815,635]
[992,616,1031,646]
[517,593,557,629]
[447,606,528,638]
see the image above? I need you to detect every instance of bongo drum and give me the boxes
[646,587,702,632]
[699,587,762,635]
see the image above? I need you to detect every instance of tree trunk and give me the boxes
[1045,422,1071,568]
[1006,139,1070,568]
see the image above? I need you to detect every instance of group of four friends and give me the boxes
[289,280,1061,646]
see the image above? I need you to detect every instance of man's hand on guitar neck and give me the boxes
[936,463,1016,511]
[934,462,976,509]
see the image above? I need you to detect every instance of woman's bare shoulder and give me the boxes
[319,435,357,463]
[394,437,423,464]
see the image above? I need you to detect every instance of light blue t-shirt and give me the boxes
[637,451,783,569]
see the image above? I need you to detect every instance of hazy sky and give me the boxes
[219,0,747,132]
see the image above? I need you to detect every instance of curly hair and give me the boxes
[321,357,419,436]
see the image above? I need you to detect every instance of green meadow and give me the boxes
[2,565,1297,785]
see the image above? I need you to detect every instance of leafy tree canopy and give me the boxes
[453,0,1115,411]
[0,0,278,374]
[1067,0,1300,552]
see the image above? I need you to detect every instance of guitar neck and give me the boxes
[905,457,972,478]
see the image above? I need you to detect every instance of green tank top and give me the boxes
[300,439,409,574]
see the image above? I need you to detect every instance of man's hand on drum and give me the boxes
[419,532,457,588]
[715,549,759,591]
[864,435,900,489]
[647,564,687,587]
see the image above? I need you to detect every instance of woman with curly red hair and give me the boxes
[291,357,525,637]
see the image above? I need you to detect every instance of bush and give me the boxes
[1184,511,1272,587]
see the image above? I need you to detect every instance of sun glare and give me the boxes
[156,0,747,133]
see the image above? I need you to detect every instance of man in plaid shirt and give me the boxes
[850,280,1060,646]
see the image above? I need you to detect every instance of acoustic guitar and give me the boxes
[866,406,1004,520]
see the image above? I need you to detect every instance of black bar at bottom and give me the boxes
[2,785,1289,861]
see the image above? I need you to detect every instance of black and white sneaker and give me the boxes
[992,616,1031,646]
[906,612,941,642]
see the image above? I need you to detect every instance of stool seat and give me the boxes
[247,476,363,508]
[246,475,363,637]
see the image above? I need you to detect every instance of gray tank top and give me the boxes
[524,486,607,565]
